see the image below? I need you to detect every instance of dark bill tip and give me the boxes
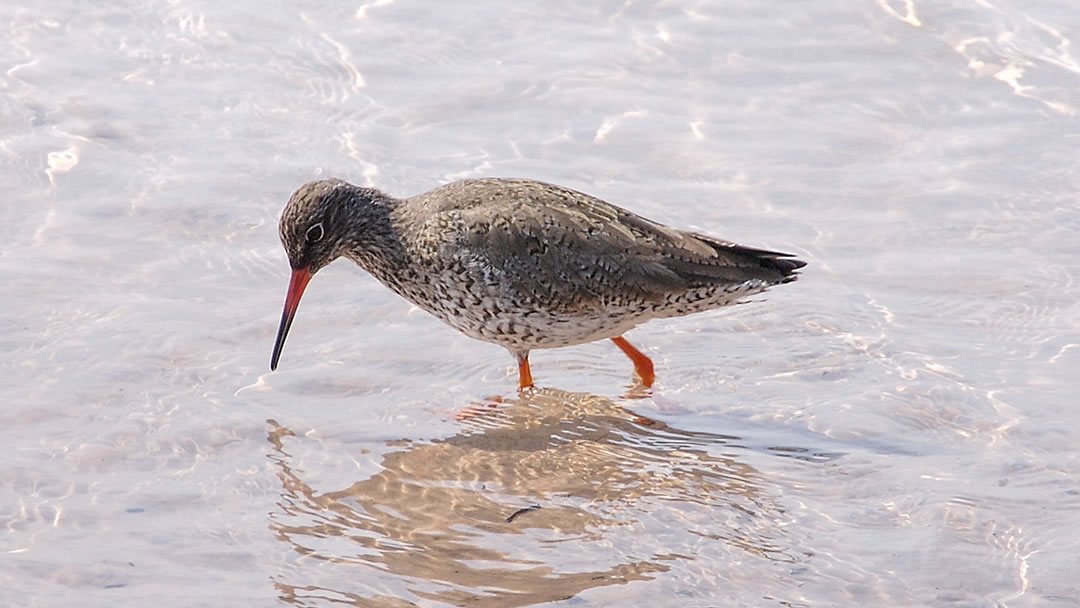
[270,267,312,371]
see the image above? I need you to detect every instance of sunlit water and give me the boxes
[3,0,1079,606]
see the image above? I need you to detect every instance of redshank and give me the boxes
[270,178,805,389]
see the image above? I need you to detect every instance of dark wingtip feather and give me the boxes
[769,255,807,272]
[763,253,806,283]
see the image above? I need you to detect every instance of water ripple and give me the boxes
[266,388,808,605]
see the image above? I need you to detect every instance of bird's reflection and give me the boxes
[267,388,800,607]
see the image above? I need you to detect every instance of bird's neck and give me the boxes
[340,188,408,279]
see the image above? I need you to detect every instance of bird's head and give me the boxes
[278,178,360,274]
[270,178,389,371]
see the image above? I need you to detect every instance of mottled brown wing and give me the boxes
[427,179,802,311]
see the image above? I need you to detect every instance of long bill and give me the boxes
[270,267,312,371]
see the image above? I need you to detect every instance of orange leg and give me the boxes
[516,352,534,390]
[611,336,655,387]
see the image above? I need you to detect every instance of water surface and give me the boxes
[3,0,1079,606]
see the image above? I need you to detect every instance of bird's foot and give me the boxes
[623,375,655,400]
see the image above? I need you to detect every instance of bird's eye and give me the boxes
[306,223,324,243]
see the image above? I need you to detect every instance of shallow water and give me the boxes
[3,0,1079,606]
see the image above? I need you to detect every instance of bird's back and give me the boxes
[402,177,803,298]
